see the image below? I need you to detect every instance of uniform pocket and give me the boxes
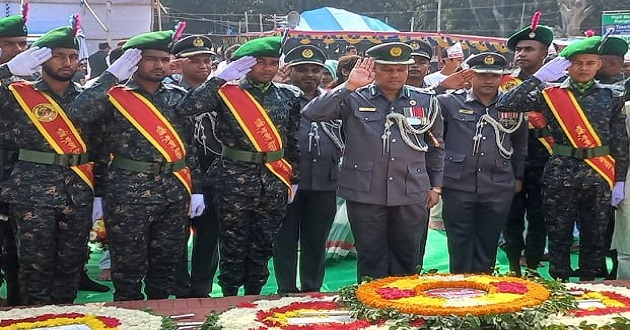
[492,158,513,183]
[406,163,431,194]
[338,160,374,192]
[444,151,466,179]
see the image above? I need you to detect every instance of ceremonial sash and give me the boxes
[107,86,192,194]
[542,87,616,188]
[8,82,94,190]
[218,85,293,194]
[500,75,554,154]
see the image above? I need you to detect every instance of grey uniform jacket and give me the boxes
[297,90,343,191]
[438,89,527,194]
[302,84,444,206]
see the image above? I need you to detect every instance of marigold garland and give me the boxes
[355,274,550,317]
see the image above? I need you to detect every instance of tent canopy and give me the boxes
[296,7,397,32]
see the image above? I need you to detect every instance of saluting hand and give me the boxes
[345,57,375,91]
[215,56,257,81]
[273,64,291,84]
[439,69,475,90]
[6,46,52,76]
[106,48,142,81]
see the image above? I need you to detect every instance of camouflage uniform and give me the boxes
[178,77,300,295]
[502,69,550,272]
[497,76,629,280]
[68,72,202,301]
[0,66,93,305]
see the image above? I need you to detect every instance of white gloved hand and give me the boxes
[92,197,103,222]
[287,184,299,204]
[106,48,142,81]
[215,56,257,81]
[189,194,206,218]
[533,56,571,82]
[612,182,625,207]
[6,46,52,76]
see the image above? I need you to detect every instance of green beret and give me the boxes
[507,25,554,51]
[284,45,326,67]
[558,36,602,58]
[0,15,27,38]
[123,31,174,52]
[601,36,629,57]
[467,52,507,74]
[32,26,78,50]
[366,42,414,65]
[232,36,282,60]
[171,35,214,58]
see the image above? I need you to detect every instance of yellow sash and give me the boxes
[107,86,192,194]
[542,87,616,188]
[8,82,94,190]
[218,85,293,193]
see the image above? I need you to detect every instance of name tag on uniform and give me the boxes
[358,107,376,112]
[458,109,474,114]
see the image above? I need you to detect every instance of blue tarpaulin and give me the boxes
[296,7,398,32]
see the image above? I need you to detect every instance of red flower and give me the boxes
[491,281,528,294]
[376,287,416,300]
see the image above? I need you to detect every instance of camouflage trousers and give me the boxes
[104,201,188,301]
[0,202,20,306]
[12,203,91,306]
[543,177,611,280]
[215,185,287,295]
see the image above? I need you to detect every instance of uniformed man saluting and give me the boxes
[0,20,95,305]
[178,36,301,296]
[439,53,527,274]
[497,37,629,281]
[68,28,205,301]
[302,42,444,279]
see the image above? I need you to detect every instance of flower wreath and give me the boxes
[338,274,575,329]
[544,283,630,329]
[0,305,168,330]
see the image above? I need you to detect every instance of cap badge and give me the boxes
[484,55,495,65]
[302,48,314,58]
[193,37,204,47]
[409,41,419,50]
[528,31,536,38]
[389,46,403,57]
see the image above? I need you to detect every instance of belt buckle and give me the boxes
[55,154,75,167]
[154,162,174,174]
[573,148,585,159]
[249,152,265,163]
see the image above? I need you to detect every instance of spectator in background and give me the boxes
[424,42,464,86]
[344,45,358,56]
[321,59,337,89]
[88,42,110,78]
[213,44,241,76]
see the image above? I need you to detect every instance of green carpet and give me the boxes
[1,228,594,303]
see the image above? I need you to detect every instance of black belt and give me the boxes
[530,127,551,138]
[111,156,186,174]
[552,144,610,159]
[221,145,284,164]
[18,149,89,166]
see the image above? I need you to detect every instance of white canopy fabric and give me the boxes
[296,7,397,32]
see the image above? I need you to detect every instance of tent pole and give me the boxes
[157,0,162,31]
[437,0,442,33]
[80,0,109,32]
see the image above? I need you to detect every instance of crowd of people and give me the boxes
[0,6,630,307]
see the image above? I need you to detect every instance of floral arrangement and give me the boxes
[204,294,419,329]
[338,273,575,330]
[543,283,630,329]
[0,305,165,330]
[90,218,108,246]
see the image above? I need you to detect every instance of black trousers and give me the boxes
[503,165,547,269]
[173,188,220,298]
[273,190,336,293]
[442,189,513,274]
[346,201,428,280]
